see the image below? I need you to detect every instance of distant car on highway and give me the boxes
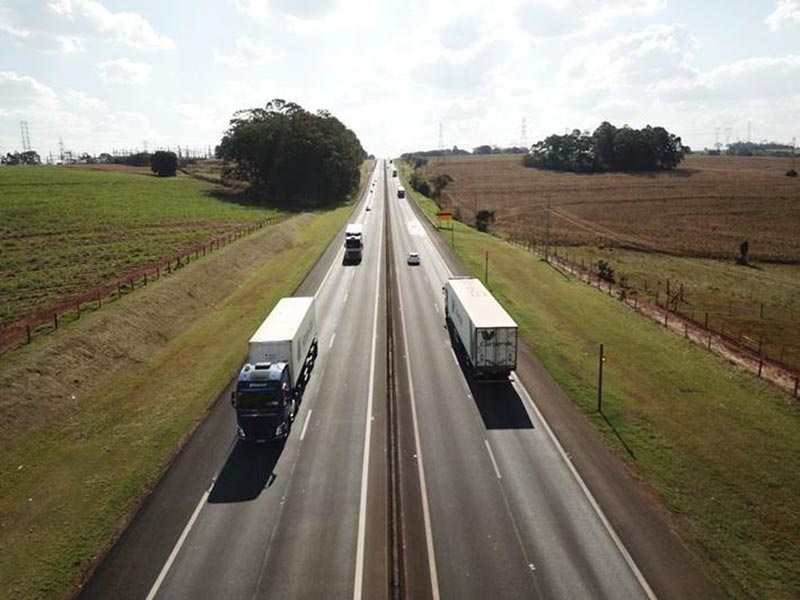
[366,205,371,211]
[407,251,420,265]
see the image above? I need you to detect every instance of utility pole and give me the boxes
[485,251,489,285]
[598,343,605,413]
[544,196,551,262]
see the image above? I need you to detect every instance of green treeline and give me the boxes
[524,121,685,173]
[216,98,365,206]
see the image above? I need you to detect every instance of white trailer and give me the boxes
[444,277,518,378]
[247,297,318,388]
[234,297,318,442]
[344,223,364,262]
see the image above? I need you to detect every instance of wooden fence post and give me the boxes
[26,324,31,344]
[794,376,799,398]
[758,359,763,378]
[76,301,81,318]
[97,291,101,308]
[704,312,709,329]
[53,313,58,330]
[118,281,123,297]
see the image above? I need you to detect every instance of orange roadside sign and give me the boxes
[436,211,453,221]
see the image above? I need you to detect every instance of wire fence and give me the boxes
[506,238,800,399]
[0,215,289,356]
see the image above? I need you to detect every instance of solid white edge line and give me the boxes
[397,239,441,600]
[511,378,657,600]
[484,439,502,480]
[352,165,384,600]
[145,488,210,600]
[403,174,654,598]
[329,332,337,349]
[300,409,313,441]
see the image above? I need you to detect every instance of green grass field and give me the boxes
[0,161,372,598]
[405,168,800,599]
[550,245,800,371]
[0,166,281,325]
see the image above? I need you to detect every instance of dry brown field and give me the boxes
[424,154,800,262]
[421,153,800,371]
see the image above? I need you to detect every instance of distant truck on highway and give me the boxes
[392,168,397,177]
[232,297,318,442]
[397,186,406,199]
[444,277,518,379]
[344,223,364,263]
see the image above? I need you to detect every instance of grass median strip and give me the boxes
[0,203,354,599]
[408,181,800,599]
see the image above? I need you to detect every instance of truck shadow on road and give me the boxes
[208,440,285,504]
[468,378,535,431]
[448,333,534,430]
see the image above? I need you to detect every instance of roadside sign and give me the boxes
[436,211,453,221]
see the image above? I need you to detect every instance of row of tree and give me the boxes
[1,151,41,165]
[524,122,685,173]
[216,98,365,206]
[726,141,796,157]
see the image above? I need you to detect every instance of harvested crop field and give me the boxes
[424,154,800,262]
[0,166,281,327]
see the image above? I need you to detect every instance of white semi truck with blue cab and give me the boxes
[232,297,318,442]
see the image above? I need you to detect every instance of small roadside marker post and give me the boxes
[598,344,605,413]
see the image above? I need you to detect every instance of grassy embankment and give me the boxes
[404,164,800,599]
[0,163,370,599]
[0,166,281,326]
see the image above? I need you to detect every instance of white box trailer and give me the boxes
[234,297,318,442]
[444,277,518,378]
[247,296,317,388]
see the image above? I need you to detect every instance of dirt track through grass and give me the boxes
[407,173,800,599]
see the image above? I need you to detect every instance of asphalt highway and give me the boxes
[81,159,661,600]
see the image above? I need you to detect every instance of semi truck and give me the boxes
[232,297,318,442]
[392,168,397,177]
[397,186,406,199]
[444,277,518,379]
[344,223,364,263]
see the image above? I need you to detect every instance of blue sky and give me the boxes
[1,0,799,159]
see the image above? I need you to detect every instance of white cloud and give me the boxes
[656,55,800,101]
[517,0,666,39]
[97,58,152,85]
[64,89,109,112]
[765,0,800,30]
[0,7,85,53]
[560,24,698,88]
[48,0,175,50]
[214,37,280,66]
[0,2,173,52]
[232,0,270,19]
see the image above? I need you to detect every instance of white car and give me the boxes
[407,251,420,265]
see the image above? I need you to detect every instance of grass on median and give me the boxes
[406,172,800,600]
[0,201,357,599]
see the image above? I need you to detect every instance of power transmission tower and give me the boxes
[438,123,444,151]
[58,137,65,163]
[714,127,722,153]
[520,118,528,149]
[724,127,732,149]
[20,121,32,152]
[747,121,752,143]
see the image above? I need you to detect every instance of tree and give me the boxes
[1,151,41,165]
[217,98,364,206]
[475,209,495,232]
[597,260,615,283]
[737,240,750,265]
[151,151,178,177]
[473,145,493,155]
[431,173,454,203]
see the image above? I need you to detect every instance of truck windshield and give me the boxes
[236,385,281,410]
[345,236,362,248]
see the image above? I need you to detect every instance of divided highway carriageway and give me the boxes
[80,159,660,600]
